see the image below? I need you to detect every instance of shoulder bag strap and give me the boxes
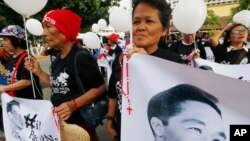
[74,51,86,94]
[11,51,28,84]
[234,50,247,64]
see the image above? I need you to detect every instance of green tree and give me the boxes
[0,0,121,31]
[229,0,250,21]
[0,1,23,29]
[204,10,220,25]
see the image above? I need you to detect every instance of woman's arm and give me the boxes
[209,23,234,48]
[54,83,107,120]
[0,79,31,92]
[75,83,107,107]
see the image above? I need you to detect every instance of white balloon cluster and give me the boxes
[172,0,207,34]
[233,10,250,28]
[92,23,100,33]
[98,19,107,29]
[91,19,107,33]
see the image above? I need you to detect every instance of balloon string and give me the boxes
[23,15,36,99]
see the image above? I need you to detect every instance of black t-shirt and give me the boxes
[150,48,183,63]
[50,45,105,124]
[107,45,123,58]
[212,44,250,64]
[108,48,183,99]
[45,48,60,63]
[169,40,207,59]
[3,52,43,99]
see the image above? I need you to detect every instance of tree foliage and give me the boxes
[204,10,220,25]
[0,0,121,31]
[229,0,250,21]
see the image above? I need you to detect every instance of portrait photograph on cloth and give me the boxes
[1,93,60,141]
[121,54,250,141]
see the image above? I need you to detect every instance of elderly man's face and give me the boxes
[159,101,226,141]
[43,23,66,49]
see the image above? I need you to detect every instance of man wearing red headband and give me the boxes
[25,9,106,141]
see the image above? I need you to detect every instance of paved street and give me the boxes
[38,56,111,141]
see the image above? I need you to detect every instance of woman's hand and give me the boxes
[127,47,147,58]
[224,22,236,31]
[24,56,42,75]
[53,101,74,121]
[193,49,200,59]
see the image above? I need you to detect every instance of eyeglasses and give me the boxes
[231,29,248,35]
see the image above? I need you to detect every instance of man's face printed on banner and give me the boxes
[153,101,226,141]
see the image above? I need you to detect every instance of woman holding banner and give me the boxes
[209,23,249,64]
[0,25,43,136]
[24,9,106,141]
[106,0,183,140]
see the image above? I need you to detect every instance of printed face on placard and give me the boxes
[159,101,226,141]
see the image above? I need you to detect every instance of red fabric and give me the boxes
[97,53,105,60]
[106,33,118,43]
[0,49,10,60]
[42,9,82,43]
[7,52,28,97]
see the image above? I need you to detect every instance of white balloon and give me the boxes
[83,32,100,49]
[98,19,107,30]
[25,18,43,36]
[109,8,131,32]
[4,0,48,16]
[233,10,250,27]
[92,24,100,33]
[173,0,207,34]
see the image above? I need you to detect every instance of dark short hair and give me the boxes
[6,100,20,113]
[4,36,27,49]
[132,0,171,28]
[147,84,221,127]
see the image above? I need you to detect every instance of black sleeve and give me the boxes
[108,54,122,99]
[211,44,227,63]
[76,52,105,91]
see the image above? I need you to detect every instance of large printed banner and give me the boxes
[193,58,250,81]
[1,93,60,141]
[121,54,250,141]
